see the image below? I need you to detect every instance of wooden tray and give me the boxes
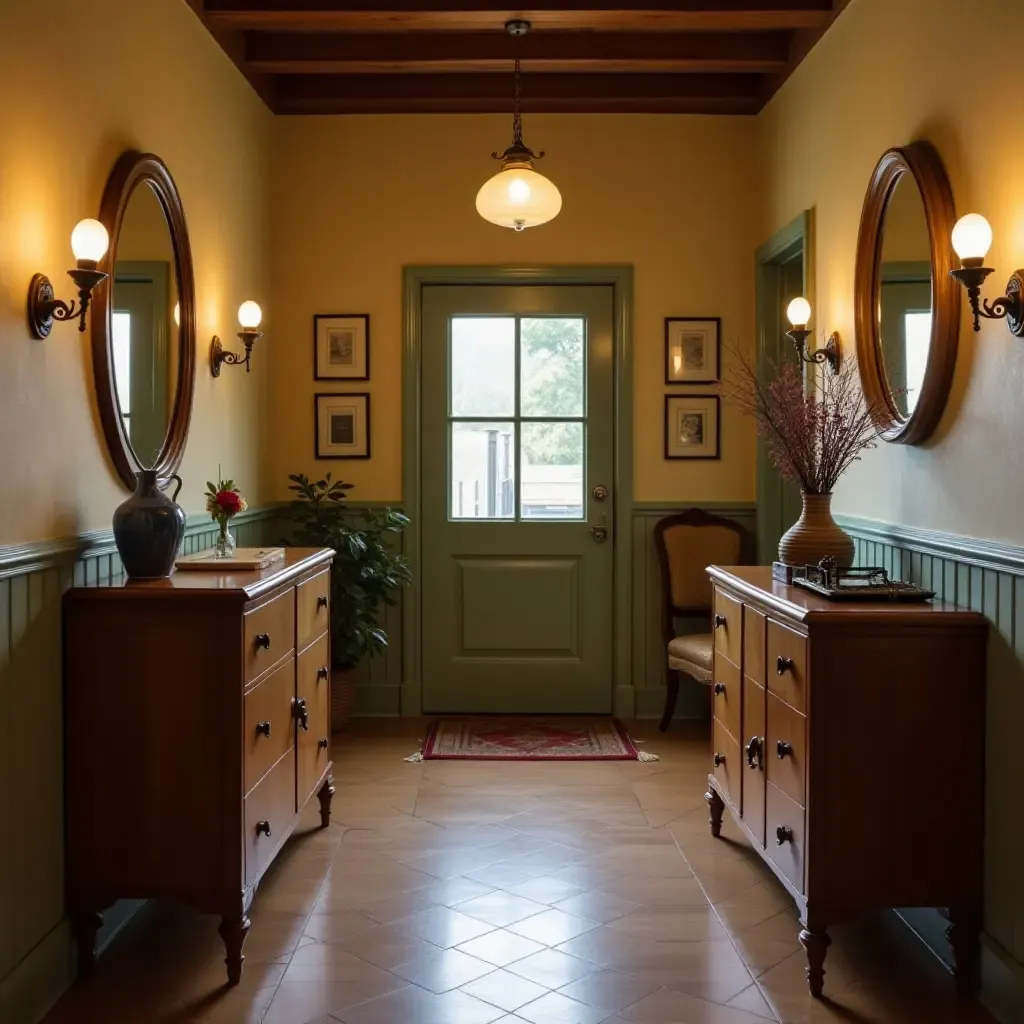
[175,547,286,571]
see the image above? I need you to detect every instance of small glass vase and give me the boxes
[215,522,236,560]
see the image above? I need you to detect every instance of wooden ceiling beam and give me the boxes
[206,1,833,34]
[273,71,763,113]
[246,30,790,73]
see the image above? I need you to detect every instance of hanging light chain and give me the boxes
[512,55,523,149]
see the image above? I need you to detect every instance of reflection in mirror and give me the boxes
[877,173,932,418]
[111,181,179,469]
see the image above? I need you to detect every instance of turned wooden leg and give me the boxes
[799,920,831,998]
[219,914,251,986]
[705,786,725,838]
[659,670,680,732]
[72,911,103,977]
[317,775,335,829]
[945,905,982,994]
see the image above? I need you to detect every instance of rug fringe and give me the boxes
[636,750,660,762]
[404,751,424,762]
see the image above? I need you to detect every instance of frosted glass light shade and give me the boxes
[952,213,993,261]
[238,301,262,329]
[787,296,812,328]
[70,219,109,263]
[476,164,562,231]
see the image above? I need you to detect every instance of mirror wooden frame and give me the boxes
[92,151,196,489]
[854,141,959,445]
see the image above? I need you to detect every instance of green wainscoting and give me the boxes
[631,503,757,722]
[0,506,277,1024]
[839,514,1024,1024]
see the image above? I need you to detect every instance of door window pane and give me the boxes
[112,310,132,419]
[521,421,584,519]
[451,317,515,416]
[520,317,584,417]
[452,422,515,519]
[904,311,931,413]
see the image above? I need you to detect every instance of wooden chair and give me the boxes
[655,509,751,732]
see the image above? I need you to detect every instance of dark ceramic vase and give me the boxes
[113,470,186,579]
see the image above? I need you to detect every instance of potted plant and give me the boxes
[283,472,411,729]
[726,351,885,567]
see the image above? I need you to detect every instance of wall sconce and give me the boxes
[785,297,841,373]
[211,301,263,376]
[949,214,1024,336]
[28,219,110,339]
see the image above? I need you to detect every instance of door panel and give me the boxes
[421,285,614,713]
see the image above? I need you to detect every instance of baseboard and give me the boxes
[400,681,422,717]
[614,684,635,720]
[354,684,401,717]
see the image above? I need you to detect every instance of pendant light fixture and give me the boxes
[476,20,562,231]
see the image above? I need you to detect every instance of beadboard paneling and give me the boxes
[0,507,276,1024]
[631,503,757,721]
[839,514,1024,1022]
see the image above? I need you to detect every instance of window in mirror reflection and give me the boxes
[112,311,132,429]
[904,311,931,410]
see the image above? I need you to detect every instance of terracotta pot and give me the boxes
[331,667,358,732]
[778,492,855,568]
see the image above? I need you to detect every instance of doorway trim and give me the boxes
[754,211,814,562]
[402,265,635,717]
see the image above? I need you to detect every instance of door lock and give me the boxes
[592,484,609,502]
[591,512,609,543]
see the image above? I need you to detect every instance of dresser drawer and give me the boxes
[244,751,296,885]
[296,569,331,652]
[741,676,766,848]
[244,588,296,685]
[766,782,805,893]
[713,589,743,667]
[743,607,766,685]
[297,633,331,806]
[766,691,806,807]
[767,619,807,713]
[712,717,741,810]
[712,653,741,744]
[243,657,296,795]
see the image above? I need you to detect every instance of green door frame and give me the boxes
[754,212,814,563]
[402,265,635,718]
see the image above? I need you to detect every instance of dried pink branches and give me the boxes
[724,349,882,494]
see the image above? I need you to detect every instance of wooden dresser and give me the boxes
[705,566,987,998]
[64,547,335,984]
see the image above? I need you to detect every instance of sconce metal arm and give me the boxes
[950,265,1024,336]
[210,330,263,377]
[786,328,842,373]
[28,268,108,339]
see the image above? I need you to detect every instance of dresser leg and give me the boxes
[219,914,251,986]
[705,786,724,838]
[659,671,679,732]
[72,910,104,977]
[317,775,335,829]
[945,905,982,994]
[798,922,831,997]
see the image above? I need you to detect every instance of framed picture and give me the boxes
[665,395,720,459]
[315,392,370,459]
[314,314,370,380]
[665,317,720,384]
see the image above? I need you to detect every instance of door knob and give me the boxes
[592,484,609,502]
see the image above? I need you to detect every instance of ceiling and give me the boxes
[189,1,850,115]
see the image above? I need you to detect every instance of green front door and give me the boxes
[421,285,615,713]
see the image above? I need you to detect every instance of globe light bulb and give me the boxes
[787,296,812,328]
[70,219,109,263]
[507,177,532,204]
[238,301,262,330]
[951,214,993,262]
[173,302,180,327]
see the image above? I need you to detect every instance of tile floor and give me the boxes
[44,720,994,1024]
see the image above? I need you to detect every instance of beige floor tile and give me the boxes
[327,922,440,970]
[301,910,379,943]
[507,876,587,906]
[598,874,710,907]
[457,928,548,967]
[608,906,730,943]
[515,990,615,1024]
[506,948,599,989]
[618,986,776,1024]
[391,947,496,992]
[455,891,552,927]
[724,984,777,1020]
[460,968,551,1011]
[263,974,407,1024]
[335,984,507,1024]
[728,910,802,976]
[557,967,663,1014]
[508,908,602,945]
[398,905,499,947]
[554,926,659,969]
[551,891,640,924]
[714,880,793,935]
[614,940,755,1004]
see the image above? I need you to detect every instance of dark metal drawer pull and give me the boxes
[776,825,793,845]
[745,736,763,769]
[776,655,794,675]
[255,633,271,650]
[294,697,309,731]
[714,614,726,628]
[317,595,328,610]
[255,820,271,837]
[713,682,726,695]
[317,666,329,681]
[777,740,793,759]
[256,721,271,738]
[713,752,726,767]
[318,737,329,750]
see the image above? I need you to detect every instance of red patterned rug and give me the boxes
[419,718,653,761]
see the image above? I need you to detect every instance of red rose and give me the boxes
[215,489,242,515]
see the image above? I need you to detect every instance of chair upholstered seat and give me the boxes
[667,632,714,684]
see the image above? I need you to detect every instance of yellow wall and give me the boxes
[760,0,1024,545]
[760,0,1024,996]
[0,0,272,546]
[268,114,759,504]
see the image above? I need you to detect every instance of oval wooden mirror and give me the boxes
[854,141,959,445]
[92,151,196,489]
